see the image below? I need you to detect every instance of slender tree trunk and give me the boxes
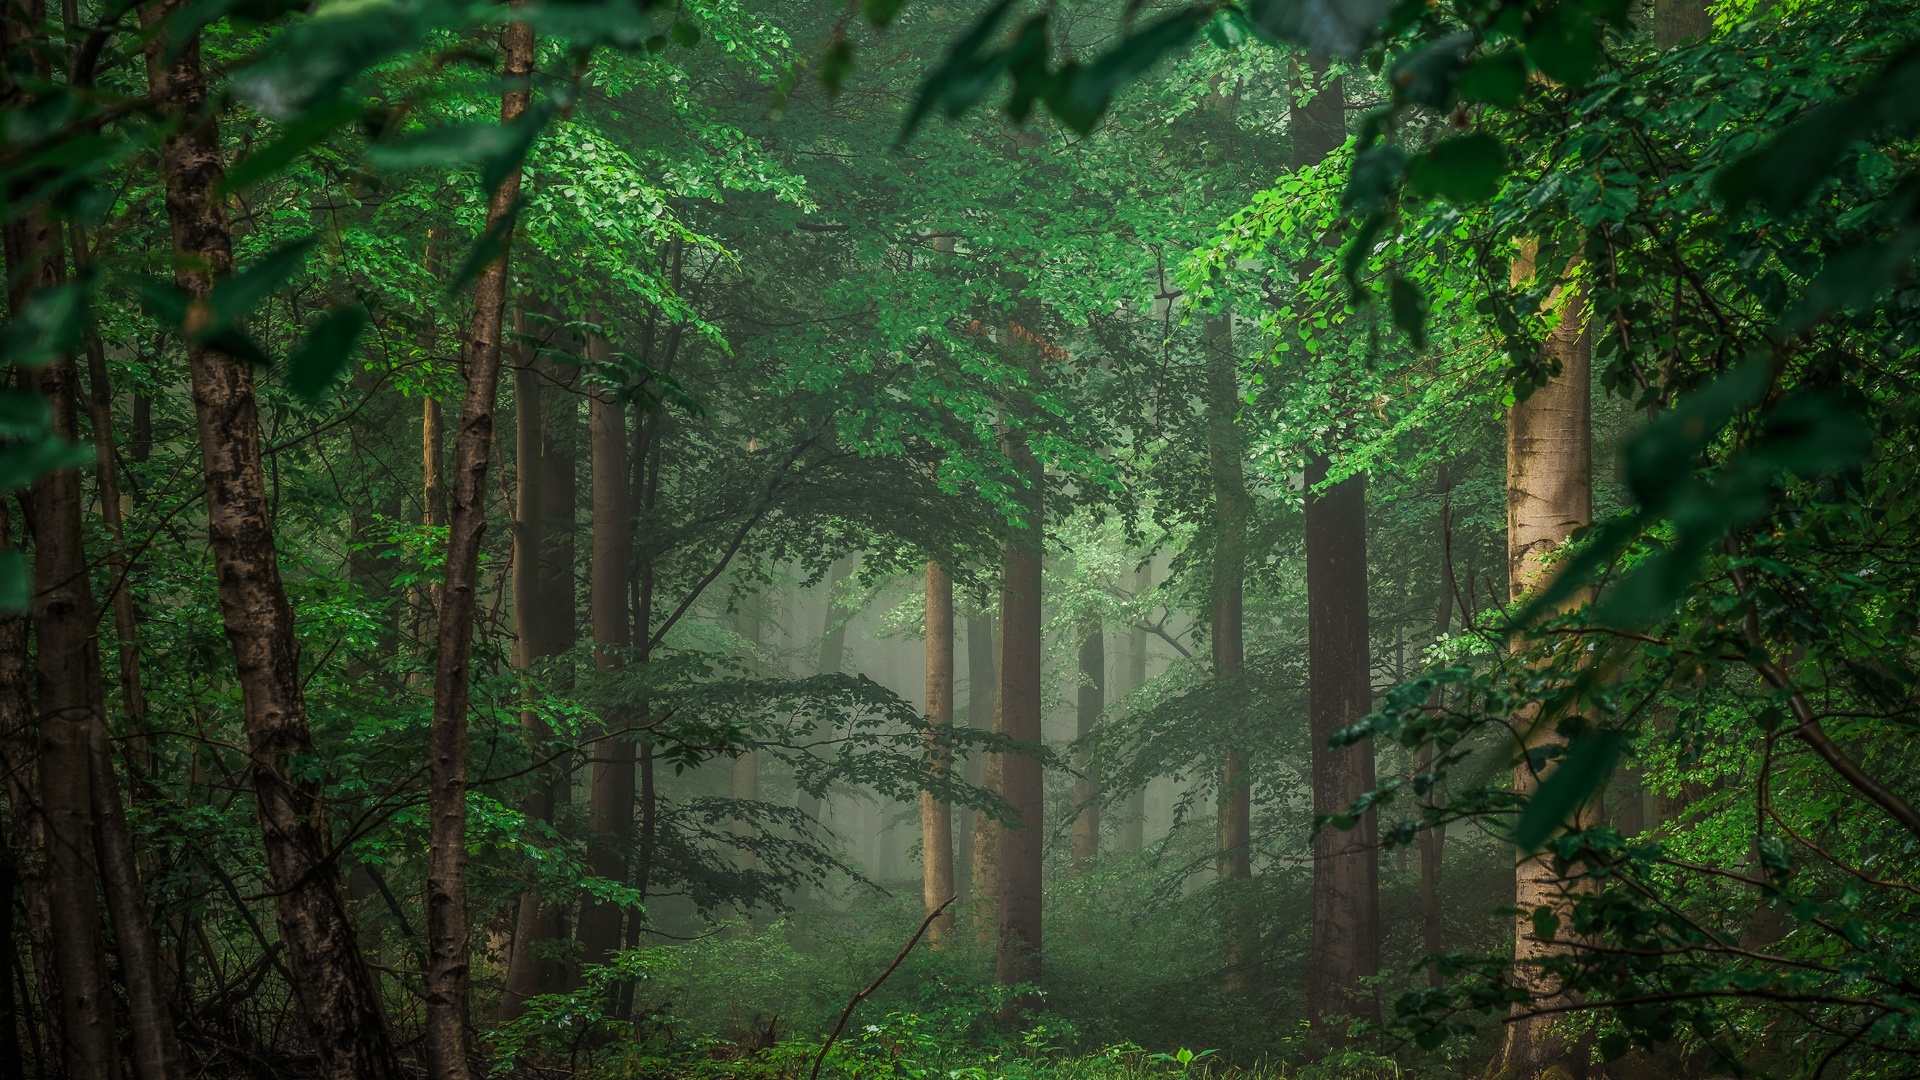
[1070,625,1103,873]
[731,594,762,879]
[922,563,956,940]
[77,262,148,769]
[981,423,1044,993]
[1119,565,1148,853]
[1205,313,1253,990]
[959,609,995,901]
[87,716,182,1080]
[500,331,558,1022]
[422,15,536,1072]
[0,500,58,1073]
[139,6,406,1069]
[0,828,22,1080]
[1293,53,1378,1033]
[1420,476,1455,987]
[8,185,118,1080]
[1497,245,1594,1080]
[581,329,634,966]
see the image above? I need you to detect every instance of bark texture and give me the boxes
[1205,313,1252,990]
[1497,248,1594,1080]
[958,610,995,901]
[0,502,58,1074]
[1294,52,1378,1033]
[424,17,537,1073]
[140,6,403,1073]
[980,430,1044,993]
[500,334,567,1021]
[922,562,956,940]
[581,329,634,965]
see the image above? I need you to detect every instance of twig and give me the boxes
[809,896,955,1080]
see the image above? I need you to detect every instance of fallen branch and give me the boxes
[809,895,955,1080]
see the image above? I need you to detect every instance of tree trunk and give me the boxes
[76,250,148,769]
[922,563,956,940]
[139,6,407,1067]
[1305,456,1379,1030]
[1071,625,1102,873]
[959,610,995,901]
[1420,476,1456,988]
[422,15,536,1072]
[1205,313,1252,988]
[731,594,762,881]
[0,500,59,1074]
[18,282,118,1080]
[981,428,1043,993]
[87,714,182,1080]
[1653,0,1712,46]
[1119,565,1148,853]
[500,329,561,1022]
[1497,245,1594,1080]
[1290,51,1378,1033]
[581,329,634,966]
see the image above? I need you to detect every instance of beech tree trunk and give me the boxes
[0,501,59,1073]
[958,610,995,901]
[731,595,762,880]
[980,423,1044,993]
[1291,52,1378,1033]
[500,333,563,1022]
[922,563,956,940]
[1205,313,1253,989]
[1420,476,1456,988]
[1497,246,1594,1080]
[1119,564,1148,853]
[13,231,117,1080]
[581,329,634,965]
[1070,625,1103,873]
[422,16,537,1073]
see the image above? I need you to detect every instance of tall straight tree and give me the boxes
[1118,564,1149,853]
[958,609,996,898]
[500,326,570,1021]
[1496,246,1594,1079]
[922,562,956,940]
[425,13,537,1073]
[1071,623,1103,872]
[1296,54,1380,1030]
[10,208,115,1080]
[1420,473,1456,987]
[139,1,404,1074]
[581,327,635,964]
[977,390,1045,992]
[1204,313,1252,988]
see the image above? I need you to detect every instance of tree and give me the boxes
[923,562,957,939]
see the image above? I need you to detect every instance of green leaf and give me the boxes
[0,436,91,490]
[1525,2,1600,87]
[1407,132,1507,204]
[1531,906,1560,942]
[370,103,555,195]
[1389,275,1430,349]
[285,304,370,402]
[0,282,87,368]
[1620,360,1770,513]
[1343,144,1407,213]
[206,235,319,331]
[902,0,1018,140]
[0,391,50,437]
[1047,9,1208,133]
[1389,33,1470,109]
[820,38,855,97]
[1457,48,1527,107]
[0,550,26,613]
[861,0,902,27]
[1512,731,1625,852]
[668,20,699,47]
[1752,389,1872,479]
[223,99,366,194]
[1245,0,1389,58]
[447,199,524,296]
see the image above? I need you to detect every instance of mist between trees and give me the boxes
[2,0,1918,1078]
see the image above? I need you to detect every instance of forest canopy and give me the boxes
[0,0,1917,1078]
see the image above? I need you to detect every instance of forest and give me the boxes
[0,0,1916,1076]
